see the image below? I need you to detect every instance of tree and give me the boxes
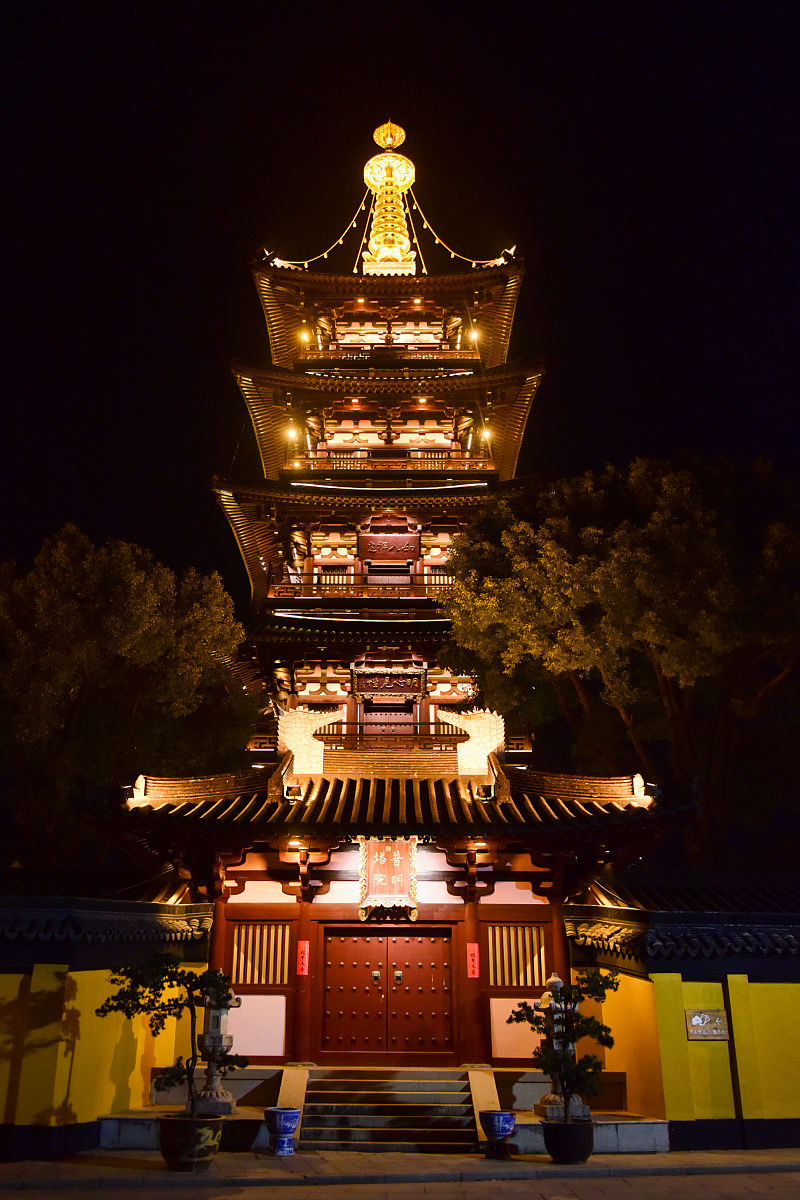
[507,969,618,1123]
[441,459,800,863]
[0,524,260,865]
[95,955,243,1117]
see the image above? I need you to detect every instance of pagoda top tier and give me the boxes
[264,122,517,280]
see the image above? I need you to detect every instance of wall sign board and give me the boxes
[467,942,480,978]
[296,940,310,976]
[685,1009,729,1040]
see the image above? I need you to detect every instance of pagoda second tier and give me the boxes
[233,359,544,483]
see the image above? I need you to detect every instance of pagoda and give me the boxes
[127,123,671,1070]
[4,125,799,1162]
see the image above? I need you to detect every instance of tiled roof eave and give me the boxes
[0,897,213,946]
[566,903,800,962]
[126,785,673,842]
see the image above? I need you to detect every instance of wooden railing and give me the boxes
[283,452,493,472]
[268,576,454,600]
[299,347,480,362]
[313,721,469,750]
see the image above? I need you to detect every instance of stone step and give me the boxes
[304,1090,470,1106]
[302,1112,474,1129]
[303,1102,471,1118]
[307,1084,470,1094]
[510,1117,670,1155]
[304,1075,470,1084]
[299,1126,476,1145]
[298,1138,477,1153]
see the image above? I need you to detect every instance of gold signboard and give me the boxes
[685,1009,729,1040]
[358,836,418,921]
[352,669,426,699]
[357,532,420,561]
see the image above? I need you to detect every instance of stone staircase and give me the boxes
[298,1067,477,1152]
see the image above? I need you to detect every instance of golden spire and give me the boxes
[362,121,416,276]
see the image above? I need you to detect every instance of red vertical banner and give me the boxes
[296,939,310,976]
[466,942,480,978]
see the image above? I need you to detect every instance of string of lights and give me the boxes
[270,190,370,270]
[403,192,428,276]
[408,188,514,268]
[351,191,376,274]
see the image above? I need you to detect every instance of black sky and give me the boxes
[3,2,798,611]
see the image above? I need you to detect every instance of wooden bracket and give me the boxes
[446,848,495,904]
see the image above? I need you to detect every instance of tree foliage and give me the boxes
[0,524,259,864]
[95,955,242,1116]
[442,459,800,862]
[507,969,618,1123]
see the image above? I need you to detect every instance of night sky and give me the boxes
[3,3,797,612]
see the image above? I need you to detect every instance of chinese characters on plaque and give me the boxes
[357,533,420,560]
[358,837,418,921]
[685,1009,729,1040]
[352,670,425,699]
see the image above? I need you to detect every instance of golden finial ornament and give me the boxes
[362,121,416,275]
[373,120,406,150]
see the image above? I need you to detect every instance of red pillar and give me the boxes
[457,901,488,1063]
[549,899,571,983]
[292,899,313,1061]
[208,898,228,971]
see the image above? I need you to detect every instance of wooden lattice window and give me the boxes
[230,922,291,987]
[487,924,546,988]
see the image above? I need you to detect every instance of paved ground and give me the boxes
[2,1149,800,1199]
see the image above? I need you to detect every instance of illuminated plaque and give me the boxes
[685,1009,729,1040]
[352,670,425,699]
[357,532,420,560]
[358,837,417,921]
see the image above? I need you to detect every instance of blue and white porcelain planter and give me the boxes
[478,1109,516,1158]
[264,1106,301,1155]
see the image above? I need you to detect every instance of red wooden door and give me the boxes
[386,932,452,1053]
[322,930,452,1055]
[322,932,388,1052]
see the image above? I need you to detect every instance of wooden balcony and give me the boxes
[268,576,454,601]
[283,451,494,473]
[312,721,469,750]
[299,347,480,362]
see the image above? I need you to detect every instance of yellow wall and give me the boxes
[601,972,665,1118]
[651,974,735,1121]
[0,971,27,1126]
[0,960,207,1128]
[727,975,800,1119]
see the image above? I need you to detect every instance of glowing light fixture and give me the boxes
[300,330,309,343]
[362,121,416,276]
[470,329,478,341]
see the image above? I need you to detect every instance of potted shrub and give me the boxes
[96,954,244,1171]
[507,968,619,1163]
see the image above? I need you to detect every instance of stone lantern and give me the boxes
[195,994,243,1116]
